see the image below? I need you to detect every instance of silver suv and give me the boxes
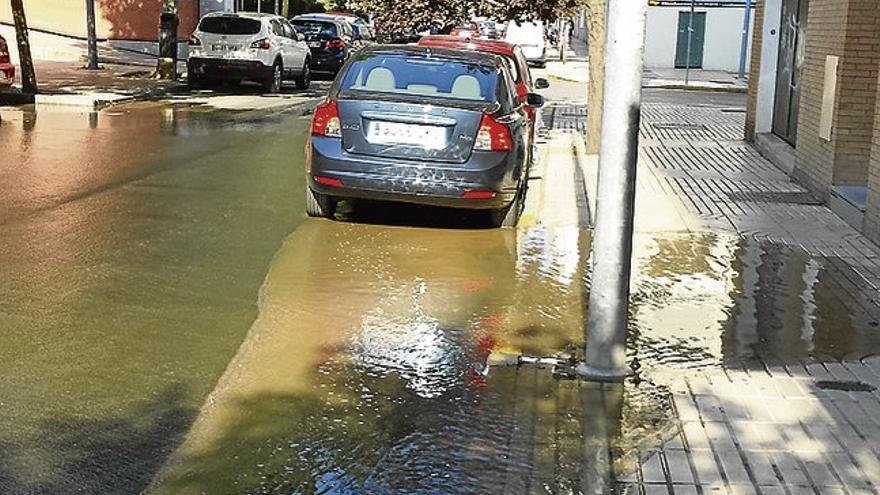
[188,12,312,92]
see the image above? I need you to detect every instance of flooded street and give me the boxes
[3,88,880,494]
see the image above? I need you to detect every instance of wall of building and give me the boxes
[864,83,880,239]
[791,0,880,195]
[790,0,849,195]
[0,0,199,41]
[744,0,766,140]
[831,0,880,187]
[644,6,754,72]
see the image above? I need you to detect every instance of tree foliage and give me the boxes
[341,0,586,37]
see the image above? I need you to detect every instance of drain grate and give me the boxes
[815,380,877,392]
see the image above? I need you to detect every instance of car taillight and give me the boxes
[250,38,271,50]
[474,113,512,152]
[326,38,345,49]
[189,35,201,46]
[0,39,7,63]
[311,100,341,137]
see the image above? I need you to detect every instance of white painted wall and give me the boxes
[200,0,235,16]
[756,0,782,134]
[644,6,755,73]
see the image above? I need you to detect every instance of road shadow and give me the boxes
[0,384,196,495]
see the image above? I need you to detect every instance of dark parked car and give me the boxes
[290,13,356,75]
[305,45,544,227]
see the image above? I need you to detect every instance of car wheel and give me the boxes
[305,186,337,219]
[263,60,282,93]
[294,61,311,90]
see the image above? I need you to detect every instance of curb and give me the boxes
[548,74,589,84]
[2,81,186,110]
[643,83,748,94]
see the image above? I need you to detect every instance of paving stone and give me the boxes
[665,449,695,484]
[769,452,810,486]
[741,450,780,486]
[669,485,699,495]
[691,449,725,485]
[642,451,668,483]
[682,422,713,449]
[644,484,671,495]
[716,448,752,484]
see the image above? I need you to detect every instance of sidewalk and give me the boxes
[0,24,184,108]
[559,95,880,493]
[544,38,748,93]
[643,68,748,93]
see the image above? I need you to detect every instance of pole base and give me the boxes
[574,362,631,382]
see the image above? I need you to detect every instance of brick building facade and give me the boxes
[0,1,201,42]
[746,0,880,243]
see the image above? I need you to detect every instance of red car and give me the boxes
[418,35,549,125]
[449,23,480,39]
[0,35,14,87]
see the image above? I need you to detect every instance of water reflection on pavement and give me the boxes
[148,220,597,494]
[149,218,880,493]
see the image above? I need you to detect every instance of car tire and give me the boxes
[294,61,311,90]
[305,186,337,219]
[263,60,282,94]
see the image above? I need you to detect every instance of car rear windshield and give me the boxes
[199,17,261,35]
[291,20,338,38]
[339,53,499,102]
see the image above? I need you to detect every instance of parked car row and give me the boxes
[304,35,550,228]
[187,11,374,92]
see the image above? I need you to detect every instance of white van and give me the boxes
[504,21,546,67]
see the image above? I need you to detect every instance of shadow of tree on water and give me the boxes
[0,384,195,495]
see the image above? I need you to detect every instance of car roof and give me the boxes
[291,13,345,23]
[360,44,504,66]
[418,35,518,57]
[201,11,277,21]
[324,12,367,22]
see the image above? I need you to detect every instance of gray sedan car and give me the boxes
[305,45,543,227]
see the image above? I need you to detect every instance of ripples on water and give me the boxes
[152,222,880,494]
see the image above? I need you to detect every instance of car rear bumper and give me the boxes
[308,50,345,73]
[307,137,518,209]
[187,57,271,80]
[0,63,14,86]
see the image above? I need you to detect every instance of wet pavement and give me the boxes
[2,79,880,494]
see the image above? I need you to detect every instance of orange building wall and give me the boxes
[0,0,199,41]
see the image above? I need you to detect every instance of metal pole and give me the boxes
[85,0,98,69]
[684,0,695,85]
[274,0,279,14]
[738,0,753,79]
[576,0,648,382]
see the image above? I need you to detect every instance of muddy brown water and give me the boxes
[3,103,880,493]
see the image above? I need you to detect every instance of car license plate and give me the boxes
[367,121,447,149]
[308,41,322,48]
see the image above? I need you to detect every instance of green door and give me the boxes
[675,11,706,69]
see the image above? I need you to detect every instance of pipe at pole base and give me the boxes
[576,0,648,382]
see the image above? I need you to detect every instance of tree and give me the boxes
[10,0,37,93]
[584,0,605,154]
[154,0,177,79]
[346,0,587,40]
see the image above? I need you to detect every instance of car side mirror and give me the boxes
[534,78,550,89]
[297,33,305,41]
[526,93,545,108]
